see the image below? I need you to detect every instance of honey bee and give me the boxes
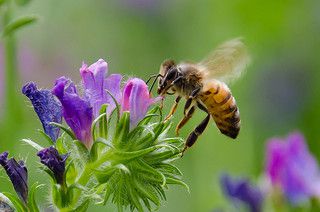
[156,38,250,154]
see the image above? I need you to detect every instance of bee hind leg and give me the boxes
[182,113,210,155]
[164,96,181,121]
[175,106,195,136]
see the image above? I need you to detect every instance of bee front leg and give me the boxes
[175,106,195,136]
[164,96,181,121]
[181,113,210,156]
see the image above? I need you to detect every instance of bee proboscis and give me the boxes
[156,38,250,154]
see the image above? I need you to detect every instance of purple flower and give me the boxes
[0,152,28,204]
[266,132,320,205]
[37,147,68,185]
[121,78,159,127]
[22,82,62,141]
[220,174,263,212]
[80,59,122,117]
[52,77,93,148]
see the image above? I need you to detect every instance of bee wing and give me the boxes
[197,38,250,83]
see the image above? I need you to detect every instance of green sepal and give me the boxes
[166,177,190,193]
[132,160,166,186]
[2,192,27,212]
[50,122,76,140]
[65,160,77,185]
[21,139,43,151]
[91,104,108,141]
[41,166,56,183]
[133,179,160,207]
[37,129,55,145]
[27,183,43,212]
[105,89,120,123]
[111,145,165,163]
[127,185,143,212]
[71,199,90,212]
[55,137,67,154]
[113,112,130,149]
[154,162,183,177]
[2,15,38,36]
[94,164,129,184]
[72,140,90,164]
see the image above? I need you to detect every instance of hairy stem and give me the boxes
[2,0,22,124]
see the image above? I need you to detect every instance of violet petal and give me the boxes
[22,82,62,141]
[52,77,93,148]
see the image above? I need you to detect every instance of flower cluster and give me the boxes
[265,132,320,205]
[0,59,185,211]
[219,131,320,212]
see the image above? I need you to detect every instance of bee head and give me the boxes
[157,66,179,95]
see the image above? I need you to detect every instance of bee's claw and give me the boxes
[180,146,188,157]
[175,128,180,136]
[164,115,172,122]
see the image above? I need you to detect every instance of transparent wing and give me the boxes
[197,38,250,83]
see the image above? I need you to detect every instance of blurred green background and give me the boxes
[1,0,320,211]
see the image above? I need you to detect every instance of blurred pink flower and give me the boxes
[266,132,320,205]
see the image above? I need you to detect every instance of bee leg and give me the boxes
[146,74,163,93]
[182,113,210,155]
[184,87,201,115]
[164,96,181,121]
[175,106,195,136]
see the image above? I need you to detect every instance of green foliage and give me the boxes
[2,15,38,37]
[19,106,186,211]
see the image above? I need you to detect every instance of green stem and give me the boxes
[69,152,112,208]
[2,0,22,124]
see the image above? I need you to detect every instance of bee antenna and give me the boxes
[145,74,163,93]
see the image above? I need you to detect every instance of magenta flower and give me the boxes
[52,77,93,148]
[80,59,122,117]
[220,174,263,212]
[22,82,62,141]
[37,147,68,185]
[121,78,159,127]
[0,152,28,204]
[266,132,320,205]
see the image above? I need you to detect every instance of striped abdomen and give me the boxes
[199,80,240,139]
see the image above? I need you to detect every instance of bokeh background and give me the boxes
[1,0,320,211]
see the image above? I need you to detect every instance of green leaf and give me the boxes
[21,139,43,151]
[50,122,76,140]
[2,15,38,36]
[27,183,43,212]
[2,192,27,212]
[37,129,55,145]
